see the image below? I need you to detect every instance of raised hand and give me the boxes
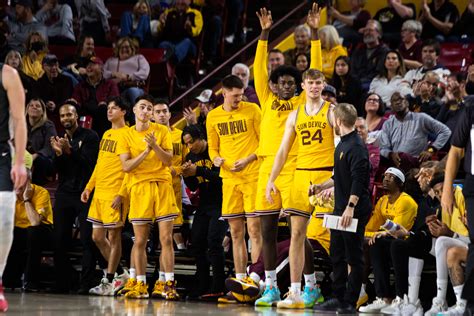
[307,2,321,29]
[256,7,273,30]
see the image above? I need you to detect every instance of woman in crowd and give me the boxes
[294,52,310,73]
[318,24,347,80]
[103,37,150,105]
[364,93,387,139]
[369,50,413,108]
[330,56,363,114]
[22,32,48,81]
[26,98,57,185]
[65,36,96,82]
[398,20,423,69]
[4,50,33,102]
[120,0,153,47]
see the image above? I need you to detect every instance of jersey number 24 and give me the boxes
[301,129,323,146]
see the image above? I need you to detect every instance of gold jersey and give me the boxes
[294,100,335,169]
[170,127,187,176]
[15,184,53,228]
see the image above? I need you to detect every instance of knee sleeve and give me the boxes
[0,192,16,275]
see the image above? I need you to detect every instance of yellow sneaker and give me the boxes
[117,278,136,296]
[152,280,165,298]
[162,280,180,301]
[356,292,369,309]
[124,281,149,299]
[225,276,260,301]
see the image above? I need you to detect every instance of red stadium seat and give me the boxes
[439,43,472,73]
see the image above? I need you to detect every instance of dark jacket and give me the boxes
[331,74,364,116]
[27,120,57,159]
[350,43,389,89]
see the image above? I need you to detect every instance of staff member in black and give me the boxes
[311,103,371,313]
[50,102,101,294]
[181,125,228,300]
[441,96,474,315]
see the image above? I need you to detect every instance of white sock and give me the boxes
[164,273,174,282]
[129,268,136,279]
[236,273,246,280]
[303,273,316,289]
[436,279,448,301]
[137,275,146,284]
[177,243,186,250]
[265,270,277,287]
[0,192,15,277]
[159,271,166,282]
[290,282,301,295]
[361,283,366,293]
[103,269,107,277]
[408,257,424,303]
[453,285,465,304]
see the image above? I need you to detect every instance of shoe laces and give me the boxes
[391,296,403,306]
[371,297,386,307]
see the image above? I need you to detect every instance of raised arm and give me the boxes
[254,7,273,103]
[307,2,322,71]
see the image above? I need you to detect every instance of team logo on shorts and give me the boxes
[340,152,343,160]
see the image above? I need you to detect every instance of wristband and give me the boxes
[24,199,31,203]
[348,202,355,208]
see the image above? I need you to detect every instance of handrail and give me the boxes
[169,1,309,109]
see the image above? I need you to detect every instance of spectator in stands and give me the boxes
[321,84,337,105]
[369,50,412,108]
[408,71,443,118]
[75,0,111,46]
[4,49,33,102]
[283,24,310,67]
[467,64,474,95]
[65,35,95,81]
[363,93,387,139]
[230,63,258,104]
[373,0,415,48]
[26,98,57,185]
[181,125,228,300]
[350,20,389,91]
[33,54,74,132]
[103,37,150,106]
[120,0,153,48]
[404,39,451,86]
[329,0,371,47]
[442,73,468,104]
[359,167,418,313]
[183,89,216,135]
[72,56,120,137]
[398,20,423,69]
[7,0,47,53]
[22,31,48,80]
[295,53,309,73]
[35,0,75,45]
[318,25,347,80]
[268,48,285,73]
[355,117,380,192]
[50,103,100,294]
[379,92,451,172]
[157,0,203,66]
[437,99,465,135]
[0,21,13,62]
[330,56,363,115]
[3,155,54,292]
[449,0,474,43]
[420,0,459,42]
[223,0,243,45]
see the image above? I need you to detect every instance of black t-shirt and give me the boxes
[421,0,459,39]
[374,4,416,34]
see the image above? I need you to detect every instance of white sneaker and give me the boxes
[359,297,390,313]
[276,291,305,309]
[440,301,466,315]
[425,297,448,315]
[89,278,114,296]
[381,296,404,314]
[400,297,423,316]
[113,269,129,295]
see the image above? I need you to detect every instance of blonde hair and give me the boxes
[25,31,48,53]
[26,98,48,131]
[4,50,23,71]
[335,103,357,127]
[318,25,342,50]
[113,37,139,58]
[133,0,151,17]
[302,68,325,81]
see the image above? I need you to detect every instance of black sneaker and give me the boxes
[313,298,342,312]
[337,302,357,314]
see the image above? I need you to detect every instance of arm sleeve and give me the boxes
[392,196,418,231]
[133,55,150,81]
[254,40,271,108]
[348,145,370,198]
[309,40,322,71]
[59,5,73,37]
[253,105,262,142]
[191,9,203,37]
[421,113,452,149]
[206,114,220,162]
[196,165,221,182]
[103,58,113,79]
[36,124,57,159]
[379,120,393,158]
[365,197,385,237]
[85,165,97,191]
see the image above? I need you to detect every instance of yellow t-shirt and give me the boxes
[254,39,323,157]
[15,184,53,228]
[170,127,187,176]
[321,44,348,80]
[22,52,46,81]
[442,186,469,237]
[365,192,418,237]
[117,122,173,187]
[206,101,261,183]
[294,100,335,169]
[86,126,128,200]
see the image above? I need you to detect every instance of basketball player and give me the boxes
[266,68,335,309]
[0,63,28,312]
[81,96,130,296]
[117,95,179,300]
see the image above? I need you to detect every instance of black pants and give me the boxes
[391,232,433,297]
[53,192,98,291]
[190,206,228,294]
[462,195,474,301]
[330,214,368,306]
[3,225,53,288]
[370,236,397,298]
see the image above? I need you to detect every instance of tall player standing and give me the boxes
[0,63,28,312]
